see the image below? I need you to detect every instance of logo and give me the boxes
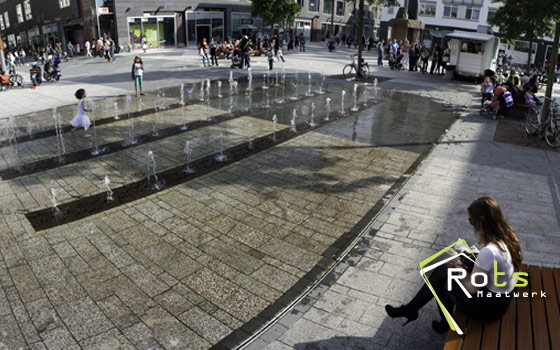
[418,239,531,335]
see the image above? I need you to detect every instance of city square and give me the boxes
[1,0,560,350]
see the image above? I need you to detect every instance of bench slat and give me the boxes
[543,267,560,350]
[517,264,533,350]
[444,310,468,350]
[498,295,516,350]
[480,318,500,350]
[529,265,550,350]
[462,318,483,350]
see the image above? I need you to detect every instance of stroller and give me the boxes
[389,52,403,70]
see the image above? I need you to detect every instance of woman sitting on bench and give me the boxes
[385,196,523,333]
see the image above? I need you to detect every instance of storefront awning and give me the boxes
[430,30,452,38]
[445,30,494,42]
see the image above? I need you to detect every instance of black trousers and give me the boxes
[409,265,513,321]
[210,49,219,66]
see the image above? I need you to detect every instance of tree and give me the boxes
[489,0,551,74]
[251,0,302,28]
[344,0,399,79]
[540,0,560,128]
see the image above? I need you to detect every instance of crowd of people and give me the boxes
[197,32,288,70]
[83,36,118,63]
[377,38,450,74]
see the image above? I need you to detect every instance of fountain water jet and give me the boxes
[104,176,113,201]
[325,97,331,121]
[272,114,278,141]
[50,188,60,214]
[248,123,254,149]
[309,102,316,127]
[341,90,346,115]
[291,109,297,132]
[147,150,163,190]
[215,132,228,162]
[351,83,359,112]
[184,140,195,173]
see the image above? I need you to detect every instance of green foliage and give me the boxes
[250,0,302,27]
[489,0,552,42]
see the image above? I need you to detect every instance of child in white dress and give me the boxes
[70,89,92,138]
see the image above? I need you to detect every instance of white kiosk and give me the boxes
[445,30,500,81]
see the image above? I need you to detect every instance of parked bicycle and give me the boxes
[343,54,370,79]
[525,96,560,148]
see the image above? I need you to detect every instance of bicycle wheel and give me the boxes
[525,107,540,135]
[9,74,23,87]
[343,64,356,79]
[545,121,560,148]
[361,63,370,78]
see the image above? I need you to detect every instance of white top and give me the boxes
[134,63,143,76]
[483,82,494,94]
[477,241,515,293]
[70,100,91,131]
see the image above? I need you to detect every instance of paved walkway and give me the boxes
[252,70,560,350]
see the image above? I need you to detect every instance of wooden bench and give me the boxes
[443,264,560,350]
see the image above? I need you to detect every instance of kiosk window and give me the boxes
[461,41,484,54]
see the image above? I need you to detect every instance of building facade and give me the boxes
[0,0,96,51]
[0,0,381,53]
[379,0,553,68]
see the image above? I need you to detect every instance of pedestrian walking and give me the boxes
[131,56,145,96]
[299,33,306,52]
[85,40,92,57]
[67,41,74,58]
[430,43,439,74]
[70,89,92,138]
[377,40,384,66]
[209,38,219,67]
[199,38,210,67]
[267,50,275,71]
[240,35,251,69]
[141,35,147,53]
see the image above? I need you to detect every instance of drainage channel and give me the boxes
[25,99,382,232]
[1,91,324,181]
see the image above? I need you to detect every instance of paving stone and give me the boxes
[40,326,81,350]
[80,328,136,350]
[55,296,114,341]
[179,306,232,344]
[97,295,140,329]
[141,306,211,350]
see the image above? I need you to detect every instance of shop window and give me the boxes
[443,6,458,18]
[0,16,4,31]
[309,0,318,12]
[24,0,32,20]
[419,1,436,17]
[59,0,70,8]
[465,7,480,20]
[16,4,23,23]
[388,7,394,15]
[323,0,332,14]
[296,0,304,7]
[3,11,9,28]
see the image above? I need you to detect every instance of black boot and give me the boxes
[385,304,419,326]
[432,320,450,333]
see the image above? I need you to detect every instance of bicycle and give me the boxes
[525,96,560,148]
[343,54,370,79]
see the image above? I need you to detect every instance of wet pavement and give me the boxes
[0,74,457,350]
